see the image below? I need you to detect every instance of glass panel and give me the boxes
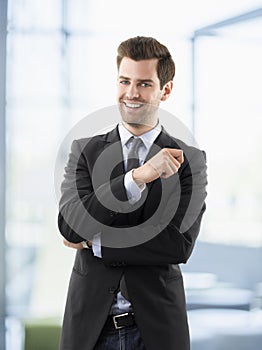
[195,19,262,247]
[66,0,92,32]
[6,6,66,317]
[5,105,65,316]
[68,35,117,112]
[8,0,61,31]
[7,34,62,101]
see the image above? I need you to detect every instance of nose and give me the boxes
[125,83,139,99]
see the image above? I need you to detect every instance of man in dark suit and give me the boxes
[58,36,207,350]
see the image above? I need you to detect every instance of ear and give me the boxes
[160,81,173,101]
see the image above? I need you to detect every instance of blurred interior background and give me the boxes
[0,0,262,349]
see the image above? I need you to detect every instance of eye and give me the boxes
[140,82,151,87]
[120,80,130,85]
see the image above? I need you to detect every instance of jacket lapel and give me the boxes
[144,126,175,162]
[103,126,125,178]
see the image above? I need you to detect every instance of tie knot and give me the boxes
[128,137,143,153]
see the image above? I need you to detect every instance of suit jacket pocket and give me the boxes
[164,264,182,284]
[73,249,90,276]
[165,273,182,284]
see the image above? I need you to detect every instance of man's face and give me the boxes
[117,57,166,128]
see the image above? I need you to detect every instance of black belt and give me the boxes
[109,312,135,329]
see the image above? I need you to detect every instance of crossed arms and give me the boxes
[58,136,207,266]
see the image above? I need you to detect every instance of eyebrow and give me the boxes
[118,75,155,83]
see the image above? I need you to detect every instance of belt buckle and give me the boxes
[113,313,129,329]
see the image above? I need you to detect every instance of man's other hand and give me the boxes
[63,239,92,250]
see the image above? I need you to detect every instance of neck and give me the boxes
[123,121,158,136]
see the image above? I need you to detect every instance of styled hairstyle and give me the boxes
[117,36,175,89]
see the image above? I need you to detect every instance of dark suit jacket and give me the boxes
[58,125,207,350]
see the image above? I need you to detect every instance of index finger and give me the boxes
[167,148,184,164]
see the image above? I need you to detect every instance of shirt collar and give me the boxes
[118,122,161,150]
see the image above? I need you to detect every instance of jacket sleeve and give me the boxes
[58,139,135,243]
[58,138,207,266]
[101,148,207,266]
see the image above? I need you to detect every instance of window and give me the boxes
[193,12,262,247]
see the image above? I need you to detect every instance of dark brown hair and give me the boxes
[117,36,175,89]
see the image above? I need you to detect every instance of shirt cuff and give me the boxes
[124,170,146,204]
[92,232,102,258]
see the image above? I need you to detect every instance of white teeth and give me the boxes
[125,103,142,108]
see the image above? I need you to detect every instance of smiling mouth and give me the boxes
[124,102,144,109]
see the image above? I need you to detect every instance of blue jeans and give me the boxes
[94,317,146,350]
